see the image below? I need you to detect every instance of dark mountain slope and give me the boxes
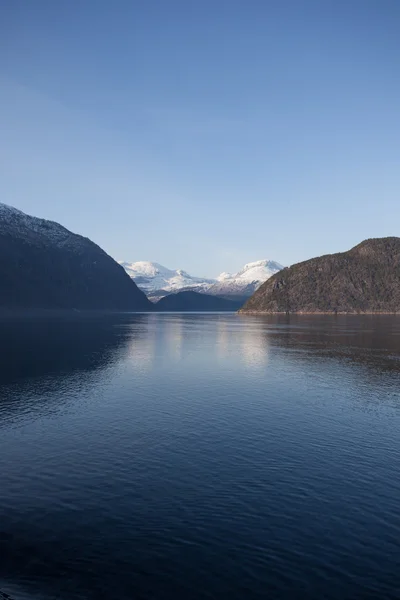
[240,238,400,314]
[0,203,151,310]
[156,291,244,311]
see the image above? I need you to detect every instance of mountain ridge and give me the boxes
[118,260,215,298]
[0,202,152,311]
[240,237,400,314]
[120,259,283,299]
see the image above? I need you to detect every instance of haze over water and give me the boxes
[1,313,400,599]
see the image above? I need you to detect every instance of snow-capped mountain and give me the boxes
[118,261,216,297]
[119,259,283,299]
[217,260,283,284]
[208,260,284,297]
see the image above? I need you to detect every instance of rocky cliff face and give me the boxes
[240,238,400,314]
[0,203,151,311]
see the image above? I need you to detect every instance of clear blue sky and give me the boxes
[1,0,399,277]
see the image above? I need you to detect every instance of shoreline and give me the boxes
[239,310,400,315]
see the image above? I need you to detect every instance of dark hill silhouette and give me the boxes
[0,203,151,311]
[240,238,400,314]
[156,290,244,311]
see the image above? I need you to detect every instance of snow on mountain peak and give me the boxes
[119,261,171,278]
[217,272,232,282]
[209,259,284,297]
[241,259,272,272]
[234,259,284,281]
[0,201,88,251]
[120,258,284,299]
[118,260,216,296]
[0,202,25,218]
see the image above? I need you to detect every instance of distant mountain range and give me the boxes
[118,261,216,298]
[0,202,282,312]
[119,259,283,301]
[241,237,400,314]
[2,203,399,315]
[0,203,151,311]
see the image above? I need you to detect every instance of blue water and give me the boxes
[0,313,400,599]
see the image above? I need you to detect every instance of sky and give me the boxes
[1,0,399,277]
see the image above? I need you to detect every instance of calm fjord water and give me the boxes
[1,313,400,600]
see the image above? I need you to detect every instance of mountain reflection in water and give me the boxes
[0,313,399,600]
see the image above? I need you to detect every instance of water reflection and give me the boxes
[124,314,158,373]
[1,313,399,429]
[0,313,146,384]
[164,315,184,360]
[242,314,400,375]
[0,314,145,426]
[1,313,400,600]
[215,318,232,360]
[215,318,268,367]
[239,321,270,368]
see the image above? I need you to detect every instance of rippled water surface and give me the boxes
[1,313,400,599]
